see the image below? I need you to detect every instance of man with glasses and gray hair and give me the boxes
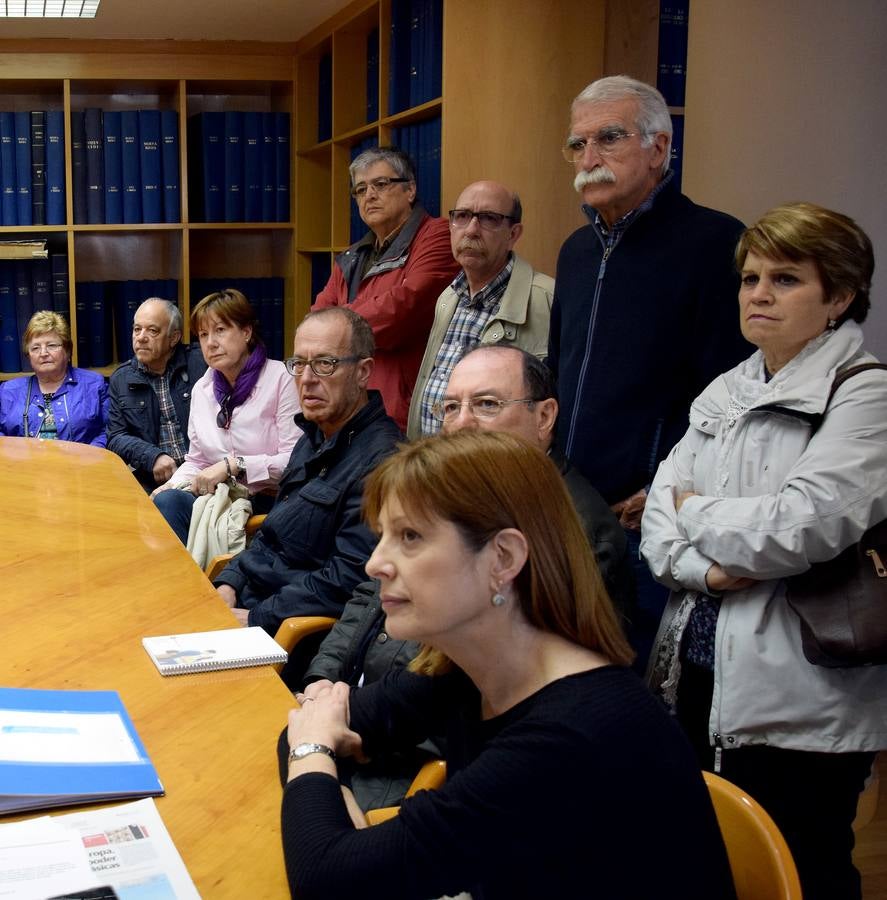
[548,75,749,669]
[107,297,207,491]
[214,306,401,644]
[313,146,459,432]
[406,180,553,438]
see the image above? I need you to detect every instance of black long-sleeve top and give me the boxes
[278,665,735,900]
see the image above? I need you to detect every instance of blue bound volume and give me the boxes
[242,111,262,222]
[102,110,123,225]
[115,279,144,362]
[120,110,142,224]
[139,109,162,223]
[84,107,104,224]
[31,259,51,318]
[0,264,19,373]
[13,111,32,226]
[29,111,46,226]
[317,53,332,143]
[0,112,16,226]
[88,280,113,366]
[14,261,33,371]
[274,111,290,223]
[366,27,379,123]
[70,110,88,225]
[223,110,244,222]
[45,110,66,225]
[657,0,690,107]
[160,109,180,224]
[261,111,276,222]
[50,253,69,317]
[75,282,90,367]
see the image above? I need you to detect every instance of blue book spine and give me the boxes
[430,0,443,100]
[31,259,51,317]
[223,110,244,223]
[408,0,422,108]
[50,253,69,318]
[84,107,104,224]
[0,113,16,226]
[388,0,412,115]
[317,53,332,143]
[270,277,284,362]
[45,111,66,225]
[260,112,276,222]
[160,109,180,224]
[75,282,90,368]
[657,0,690,107]
[274,112,290,223]
[88,280,112,367]
[14,262,33,371]
[669,113,685,191]
[138,109,162,224]
[115,279,143,362]
[242,111,262,222]
[71,111,88,225]
[0,263,18,372]
[366,28,380,122]
[30,111,46,226]
[14,111,32,226]
[120,110,141,225]
[102,110,123,225]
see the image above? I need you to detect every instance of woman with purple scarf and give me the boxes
[153,289,301,544]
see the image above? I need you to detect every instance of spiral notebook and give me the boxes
[142,627,288,675]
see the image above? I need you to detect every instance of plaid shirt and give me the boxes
[139,361,187,464]
[420,256,515,435]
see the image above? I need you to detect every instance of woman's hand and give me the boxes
[290,682,366,761]
[191,460,230,496]
[675,490,698,512]
[705,563,757,593]
[150,480,183,499]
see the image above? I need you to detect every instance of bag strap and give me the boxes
[810,363,887,435]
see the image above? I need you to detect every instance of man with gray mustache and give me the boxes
[407,180,553,437]
[548,76,749,669]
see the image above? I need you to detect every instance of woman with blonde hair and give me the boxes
[0,310,107,444]
[642,202,887,900]
[152,288,300,543]
[278,430,734,900]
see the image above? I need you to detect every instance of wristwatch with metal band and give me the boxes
[288,742,336,763]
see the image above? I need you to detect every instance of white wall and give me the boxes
[682,0,887,357]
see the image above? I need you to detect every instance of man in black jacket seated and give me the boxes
[214,307,401,636]
[107,298,207,491]
[302,344,635,810]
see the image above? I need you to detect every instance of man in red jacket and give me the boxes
[313,146,459,430]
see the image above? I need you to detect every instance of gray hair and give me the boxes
[349,146,416,186]
[572,75,673,176]
[298,306,375,359]
[141,297,183,337]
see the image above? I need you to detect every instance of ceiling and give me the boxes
[0,0,355,42]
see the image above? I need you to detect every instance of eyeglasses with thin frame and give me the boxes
[350,177,411,199]
[448,209,517,231]
[285,355,362,377]
[561,128,650,163]
[28,342,64,355]
[431,396,537,422]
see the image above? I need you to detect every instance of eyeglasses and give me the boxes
[561,129,648,163]
[285,355,362,377]
[430,396,536,421]
[448,209,516,230]
[28,342,64,355]
[350,177,411,199]
[217,395,232,430]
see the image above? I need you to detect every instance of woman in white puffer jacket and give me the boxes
[641,202,887,900]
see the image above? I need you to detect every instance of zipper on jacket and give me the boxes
[712,732,723,773]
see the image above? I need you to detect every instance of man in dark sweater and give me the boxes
[214,307,401,635]
[548,75,750,666]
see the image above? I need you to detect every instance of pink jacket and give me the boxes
[171,359,301,493]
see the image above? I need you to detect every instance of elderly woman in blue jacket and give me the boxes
[0,311,108,445]
[641,203,887,900]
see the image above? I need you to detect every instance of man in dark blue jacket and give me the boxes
[549,76,750,667]
[214,307,401,635]
[107,298,207,492]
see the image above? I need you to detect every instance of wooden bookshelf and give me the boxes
[0,41,297,376]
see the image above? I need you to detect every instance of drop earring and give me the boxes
[491,591,506,607]
[828,318,837,330]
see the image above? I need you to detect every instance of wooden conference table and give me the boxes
[0,437,295,897]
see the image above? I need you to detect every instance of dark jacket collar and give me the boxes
[295,390,392,452]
